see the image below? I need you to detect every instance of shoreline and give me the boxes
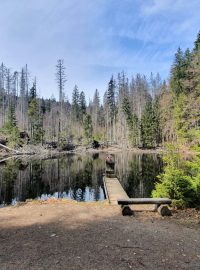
[0,145,164,161]
[1,143,198,162]
[1,198,200,224]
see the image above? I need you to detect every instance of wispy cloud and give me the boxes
[0,0,199,100]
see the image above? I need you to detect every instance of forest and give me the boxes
[0,31,199,151]
[0,61,164,149]
[0,31,200,207]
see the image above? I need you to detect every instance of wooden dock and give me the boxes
[103,175,172,216]
[103,176,129,205]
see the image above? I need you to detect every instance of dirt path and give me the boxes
[0,200,199,270]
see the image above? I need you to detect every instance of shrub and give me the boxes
[152,167,196,206]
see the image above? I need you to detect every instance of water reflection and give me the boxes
[114,153,163,198]
[0,152,163,206]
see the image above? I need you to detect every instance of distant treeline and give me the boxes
[0,31,200,150]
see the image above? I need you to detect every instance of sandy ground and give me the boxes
[0,200,199,270]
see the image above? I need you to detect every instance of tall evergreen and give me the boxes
[170,47,185,96]
[141,101,157,148]
[122,97,139,146]
[79,91,86,122]
[28,83,44,143]
[107,76,117,141]
[92,89,100,134]
[71,85,80,121]
[107,76,116,122]
[83,114,93,142]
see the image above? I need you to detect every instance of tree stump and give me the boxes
[157,204,172,216]
[122,206,134,216]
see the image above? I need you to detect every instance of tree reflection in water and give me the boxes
[0,153,162,206]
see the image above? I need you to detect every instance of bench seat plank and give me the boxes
[117,198,172,205]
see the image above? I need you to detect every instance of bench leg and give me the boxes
[157,204,172,216]
[121,205,134,216]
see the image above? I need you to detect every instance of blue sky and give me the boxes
[0,0,200,101]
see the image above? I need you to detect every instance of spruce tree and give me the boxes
[107,76,116,122]
[83,114,93,143]
[170,47,185,96]
[28,83,44,144]
[140,101,157,148]
[122,97,139,146]
[72,85,80,121]
[107,76,117,141]
[1,103,20,147]
[79,91,86,122]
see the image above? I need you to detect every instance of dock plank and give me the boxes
[103,176,128,205]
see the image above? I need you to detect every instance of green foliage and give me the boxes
[153,99,162,144]
[28,98,44,144]
[72,85,80,121]
[122,97,139,146]
[79,91,86,122]
[29,84,37,101]
[1,105,22,148]
[173,93,189,143]
[168,32,200,148]
[107,76,116,123]
[170,47,185,96]
[93,132,104,142]
[152,167,195,206]
[140,100,161,148]
[153,145,200,207]
[83,114,93,142]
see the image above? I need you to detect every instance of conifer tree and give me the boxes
[122,97,139,146]
[107,76,117,141]
[140,101,157,148]
[79,91,86,122]
[72,85,80,121]
[28,83,44,143]
[83,114,93,142]
[92,89,100,134]
[170,47,185,96]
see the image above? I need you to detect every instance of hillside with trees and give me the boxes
[0,32,199,152]
[0,62,165,149]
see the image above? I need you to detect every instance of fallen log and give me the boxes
[0,156,17,164]
[0,143,35,155]
[0,143,21,154]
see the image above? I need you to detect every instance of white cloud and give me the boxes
[0,0,199,100]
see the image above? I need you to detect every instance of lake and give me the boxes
[0,152,163,206]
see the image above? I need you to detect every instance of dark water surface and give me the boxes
[0,152,163,206]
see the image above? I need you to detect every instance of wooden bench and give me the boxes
[117,198,172,216]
